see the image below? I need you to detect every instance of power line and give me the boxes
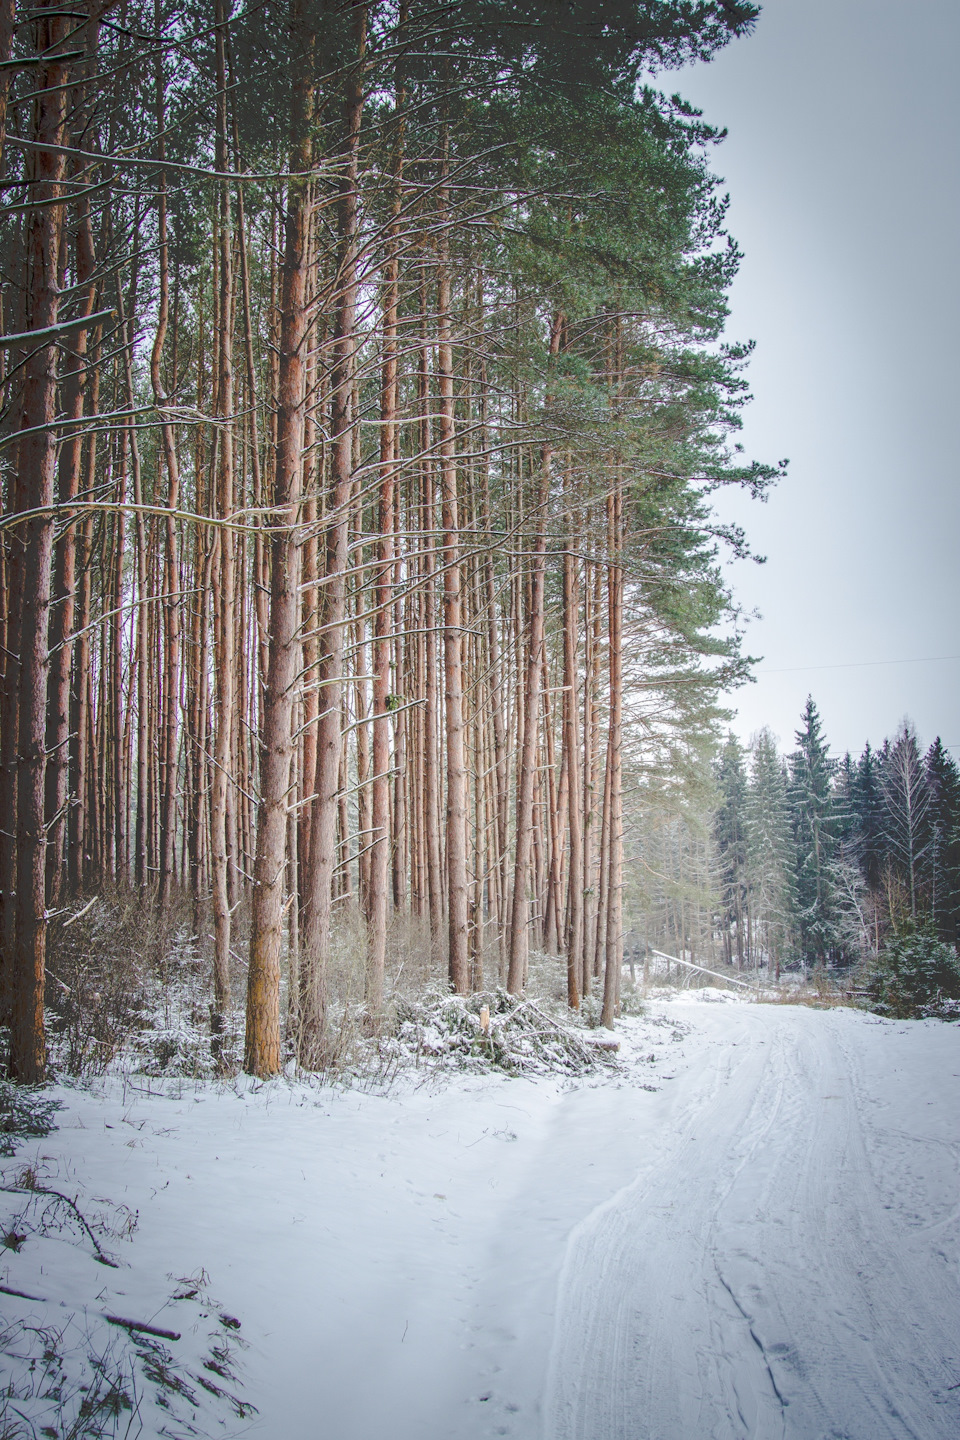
[762,655,960,674]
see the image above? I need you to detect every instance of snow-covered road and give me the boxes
[544,1004,960,1440]
[4,1001,959,1439]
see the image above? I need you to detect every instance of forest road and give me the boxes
[540,1003,960,1440]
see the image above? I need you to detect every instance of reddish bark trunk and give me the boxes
[507,314,562,993]
[10,3,71,1082]
[299,7,365,1061]
[245,0,319,1078]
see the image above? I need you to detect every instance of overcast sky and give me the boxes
[671,0,960,760]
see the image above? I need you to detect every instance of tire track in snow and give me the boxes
[543,1011,789,1439]
[542,1005,960,1440]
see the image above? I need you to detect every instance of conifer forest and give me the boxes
[1,0,956,1092]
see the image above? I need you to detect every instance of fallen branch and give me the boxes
[105,1314,181,1341]
[0,1282,46,1302]
[0,1183,119,1267]
[648,949,757,992]
[0,1283,181,1341]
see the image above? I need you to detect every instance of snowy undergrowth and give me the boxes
[47,917,245,1084]
[45,897,643,1089]
[0,1152,256,1440]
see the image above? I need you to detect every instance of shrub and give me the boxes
[45,893,160,1075]
[0,1077,61,1157]
[868,929,960,1019]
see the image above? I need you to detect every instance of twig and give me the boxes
[0,1184,119,1267]
[62,895,98,928]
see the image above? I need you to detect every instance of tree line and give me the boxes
[708,701,960,978]
[0,0,771,1082]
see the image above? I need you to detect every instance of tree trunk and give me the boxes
[507,314,562,993]
[211,0,236,1043]
[299,6,365,1061]
[437,160,469,994]
[45,34,100,905]
[10,3,70,1082]
[245,0,318,1078]
[601,485,623,1029]
[151,11,181,911]
[368,91,403,1013]
[418,277,443,944]
[562,516,583,1008]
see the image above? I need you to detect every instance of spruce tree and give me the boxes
[788,697,839,969]
[715,734,749,968]
[745,728,795,979]
[853,742,886,895]
[923,739,960,945]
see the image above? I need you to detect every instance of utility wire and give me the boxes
[761,655,960,674]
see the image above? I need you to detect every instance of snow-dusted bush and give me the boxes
[869,930,960,1019]
[0,1077,61,1156]
[571,987,644,1030]
[578,994,605,1029]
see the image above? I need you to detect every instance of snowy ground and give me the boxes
[2,997,959,1439]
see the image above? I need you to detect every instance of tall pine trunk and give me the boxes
[152,10,181,911]
[601,484,623,1029]
[300,5,365,1060]
[245,0,318,1077]
[368,56,404,1013]
[211,0,236,1042]
[10,3,70,1081]
[45,4,100,906]
[437,154,469,994]
[507,314,562,993]
[562,507,583,1009]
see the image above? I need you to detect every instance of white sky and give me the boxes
[672,0,960,759]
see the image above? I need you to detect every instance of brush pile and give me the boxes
[383,988,620,1077]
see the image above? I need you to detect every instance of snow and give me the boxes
[2,1001,958,1438]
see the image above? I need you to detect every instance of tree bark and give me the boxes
[562,498,583,1009]
[245,0,318,1078]
[211,0,236,1043]
[601,485,623,1029]
[151,7,181,911]
[368,99,403,1014]
[506,314,562,993]
[300,4,365,1062]
[437,155,469,995]
[10,2,70,1082]
[0,0,16,172]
